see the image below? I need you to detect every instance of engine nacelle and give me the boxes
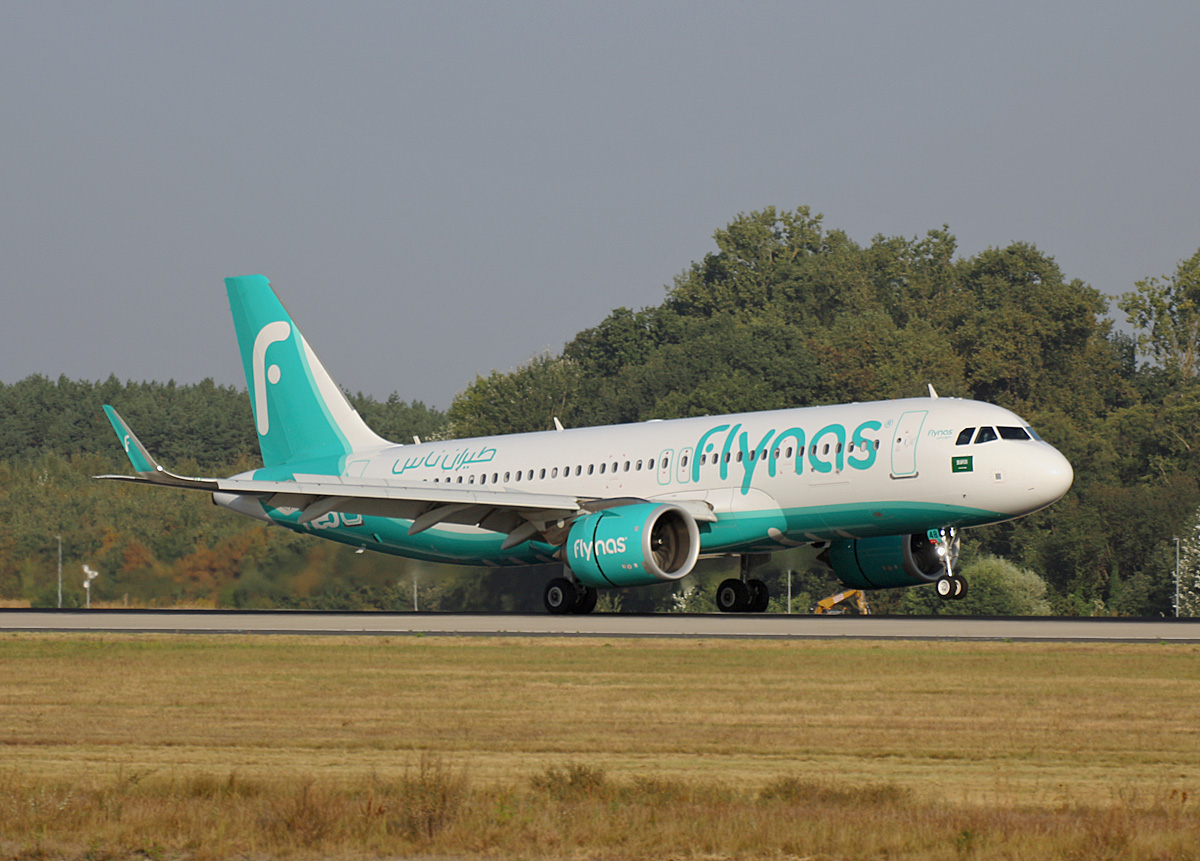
[825,533,945,590]
[566,503,701,588]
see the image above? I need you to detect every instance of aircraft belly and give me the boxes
[700,488,787,551]
[269,509,550,566]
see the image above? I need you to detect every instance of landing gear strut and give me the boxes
[931,528,967,601]
[716,554,771,613]
[544,576,598,615]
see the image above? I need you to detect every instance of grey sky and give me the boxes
[3,2,1198,408]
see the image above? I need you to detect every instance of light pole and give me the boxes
[56,535,62,609]
[1174,537,1181,619]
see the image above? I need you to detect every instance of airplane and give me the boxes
[99,275,1074,614]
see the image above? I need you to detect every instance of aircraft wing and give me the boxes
[97,406,714,551]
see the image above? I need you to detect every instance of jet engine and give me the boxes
[823,533,946,590]
[566,503,701,588]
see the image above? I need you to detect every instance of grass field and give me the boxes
[2,633,1199,859]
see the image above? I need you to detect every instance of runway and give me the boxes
[3,609,1199,641]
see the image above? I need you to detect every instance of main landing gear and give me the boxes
[544,576,598,615]
[716,554,771,613]
[931,528,968,601]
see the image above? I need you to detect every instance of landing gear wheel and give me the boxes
[951,575,968,600]
[716,578,750,613]
[544,578,577,614]
[747,579,770,613]
[936,576,955,599]
[571,586,598,615]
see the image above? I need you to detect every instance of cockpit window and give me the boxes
[974,426,998,444]
[956,428,975,446]
[998,426,1030,441]
[1027,426,1043,441]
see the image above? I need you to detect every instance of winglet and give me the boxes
[103,404,161,475]
[98,405,220,490]
[928,384,939,399]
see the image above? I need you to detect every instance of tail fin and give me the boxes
[225,275,388,468]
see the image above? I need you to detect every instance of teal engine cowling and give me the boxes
[566,503,701,588]
[824,533,944,590]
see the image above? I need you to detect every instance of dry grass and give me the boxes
[1,634,1199,859]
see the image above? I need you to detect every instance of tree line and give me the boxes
[3,206,1197,614]
[446,208,1200,615]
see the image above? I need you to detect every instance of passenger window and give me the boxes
[479,474,486,485]
[975,427,998,444]
[540,469,546,479]
[736,451,743,463]
[588,464,594,475]
[637,460,643,470]
[681,455,688,467]
[998,426,1030,440]
[514,472,520,482]
[785,447,793,458]
[624,461,631,472]
[599,463,606,474]
[504,472,510,482]
[956,428,975,446]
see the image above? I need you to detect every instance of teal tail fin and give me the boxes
[225,275,388,468]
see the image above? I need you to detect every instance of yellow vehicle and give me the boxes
[814,588,870,615]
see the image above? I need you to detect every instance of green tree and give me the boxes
[1120,248,1200,379]
[447,354,581,438]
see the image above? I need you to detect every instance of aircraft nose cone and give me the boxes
[1033,445,1074,507]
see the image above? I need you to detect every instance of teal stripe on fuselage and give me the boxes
[262,500,1004,567]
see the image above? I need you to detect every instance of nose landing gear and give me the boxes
[931,528,967,600]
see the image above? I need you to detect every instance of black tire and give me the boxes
[952,575,969,600]
[716,578,749,613]
[936,576,955,599]
[544,578,577,614]
[571,586,598,615]
[747,579,770,613]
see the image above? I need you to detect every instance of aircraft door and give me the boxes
[890,411,927,478]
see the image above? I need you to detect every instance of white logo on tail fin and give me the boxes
[252,321,292,436]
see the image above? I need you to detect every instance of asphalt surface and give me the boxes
[3,610,1199,641]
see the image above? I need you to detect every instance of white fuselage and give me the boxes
[263,396,1071,564]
